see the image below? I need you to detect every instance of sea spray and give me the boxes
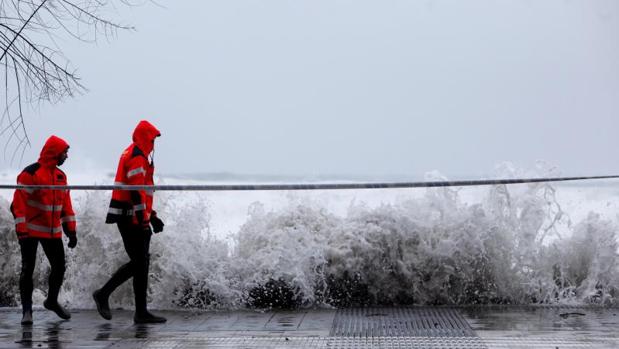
[0,169,617,309]
[234,202,336,307]
[0,196,24,306]
[151,192,235,309]
[553,213,619,304]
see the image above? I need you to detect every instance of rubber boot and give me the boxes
[21,309,33,325]
[43,299,71,320]
[93,289,112,320]
[134,310,167,324]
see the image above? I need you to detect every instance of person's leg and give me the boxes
[97,223,136,295]
[93,222,135,320]
[40,239,70,320]
[96,263,132,296]
[40,239,65,302]
[127,225,150,315]
[19,238,38,325]
[128,225,165,324]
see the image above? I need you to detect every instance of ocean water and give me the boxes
[0,164,618,310]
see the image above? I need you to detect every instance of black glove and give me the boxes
[67,232,77,249]
[150,215,164,234]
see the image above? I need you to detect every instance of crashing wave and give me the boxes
[0,167,617,309]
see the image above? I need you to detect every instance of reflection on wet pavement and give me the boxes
[16,326,32,346]
[461,305,619,348]
[132,324,150,339]
[0,306,616,348]
[94,323,112,341]
[15,320,68,349]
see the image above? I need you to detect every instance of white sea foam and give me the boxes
[0,164,618,309]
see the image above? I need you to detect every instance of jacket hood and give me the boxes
[132,120,161,155]
[38,135,69,168]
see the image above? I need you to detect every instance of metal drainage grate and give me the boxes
[480,337,599,348]
[111,337,487,349]
[330,307,476,337]
[109,337,609,349]
[324,337,486,349]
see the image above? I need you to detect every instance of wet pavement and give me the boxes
[0,306,617,348]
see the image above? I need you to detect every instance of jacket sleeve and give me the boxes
[61,188,77,235]
[125,156,149,224]
[12,172,31,238]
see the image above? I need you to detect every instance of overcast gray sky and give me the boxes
[3,0,618,178]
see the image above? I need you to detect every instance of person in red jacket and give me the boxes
[93,120,166,324]
[11,135,77,325]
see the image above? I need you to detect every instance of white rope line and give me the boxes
[0,175,618,191]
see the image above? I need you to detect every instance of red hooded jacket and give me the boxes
[11,136,76,239]
[106,120,161,226]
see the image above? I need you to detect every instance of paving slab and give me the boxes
[1,306,617,348]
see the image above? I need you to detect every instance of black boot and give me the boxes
[134,310,167,324]
[21,309,33,325]
[43,299,71,320]
[93,289,112,320]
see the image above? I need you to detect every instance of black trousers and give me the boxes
[99,222,151,313]
[19,238,66,311]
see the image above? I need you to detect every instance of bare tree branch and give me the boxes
[0,0,49,62]
[0,0,141,163]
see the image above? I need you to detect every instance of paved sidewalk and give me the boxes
[0,306,617,348]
